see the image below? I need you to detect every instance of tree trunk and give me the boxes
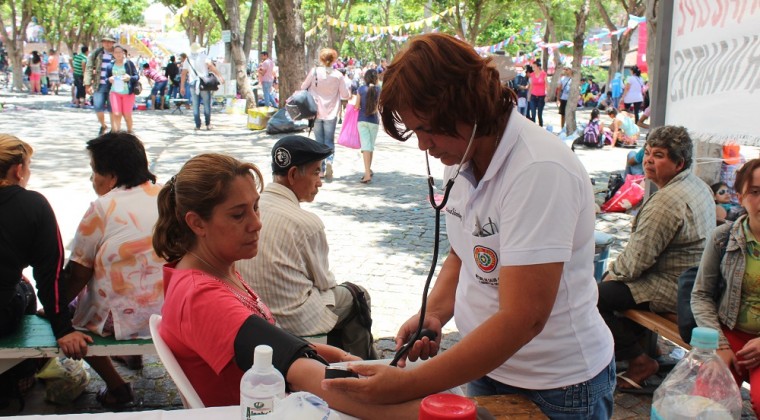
[266,11,274,56]
[257,0,264,53]
[0,0,33,91]
[566,0,591,135]
[243,0,259,60]
[645,0,658,81]
[222,0,255,109]
[265,0,306,107]
[596,0,644,89]
[535,0,561,102]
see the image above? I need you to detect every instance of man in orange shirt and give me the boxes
[47,49,60,95]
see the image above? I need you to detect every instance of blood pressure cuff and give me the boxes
[233,315,328,387]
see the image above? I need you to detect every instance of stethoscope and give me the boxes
[390,123,479,366]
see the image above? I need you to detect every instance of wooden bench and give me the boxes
[0,315,155,374]
[622,310,691,350]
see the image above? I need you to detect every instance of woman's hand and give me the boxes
[717,347,743,377]
[394,314,442,367]
[57,331,93,359]
[321,363,414,404]
[736,338,760,371]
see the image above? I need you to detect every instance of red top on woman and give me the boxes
[530,70,547,97]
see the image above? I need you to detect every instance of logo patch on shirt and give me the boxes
[473,246,498,273]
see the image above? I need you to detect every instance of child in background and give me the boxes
[712,182,734,224]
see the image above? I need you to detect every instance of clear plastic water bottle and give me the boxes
[240,345,286,419]
[651,327,742,419]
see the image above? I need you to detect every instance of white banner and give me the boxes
[665,0,760,145]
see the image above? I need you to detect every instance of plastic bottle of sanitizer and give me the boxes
[240,345,286,419]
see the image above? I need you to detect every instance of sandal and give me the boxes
[96,382,135,408]
[360,177,372,184]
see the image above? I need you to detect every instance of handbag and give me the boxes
[187,58,220,92]
[199,73,220,91]
[286,68,319,120]
[126,61,142,95]
[337,103,361,149]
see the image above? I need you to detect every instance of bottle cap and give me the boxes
[253,345,273,370]
[419,394,476,420]
[690,327,719,350]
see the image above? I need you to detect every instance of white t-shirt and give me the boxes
[446,112,613,389]
[623,75,644,103]
[182,52,210,84]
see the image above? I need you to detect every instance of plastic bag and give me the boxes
[285,90,317,120]
[35,357,90,404]
[601,174,644,213]
[337,104,361,149]
[652,328,742,419]
[259,392,343,419]
[266,108,307,135]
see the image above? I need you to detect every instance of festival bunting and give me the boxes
[474,15,646,61]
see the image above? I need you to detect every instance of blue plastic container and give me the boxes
[594,231,614,282]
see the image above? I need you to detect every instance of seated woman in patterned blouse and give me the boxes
[61,132,165,407]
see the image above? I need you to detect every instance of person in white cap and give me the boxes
[180,42,225,131]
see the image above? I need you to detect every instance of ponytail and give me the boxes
[153,176,193,262]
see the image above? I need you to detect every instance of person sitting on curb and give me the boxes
[236,136,378,360]
[598,126,715,393]
[607,108,640,147]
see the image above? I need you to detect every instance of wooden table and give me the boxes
[473,394,548,419]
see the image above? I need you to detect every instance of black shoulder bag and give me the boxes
[187,58,220,92]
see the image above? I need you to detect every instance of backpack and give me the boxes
[583,119,602,148]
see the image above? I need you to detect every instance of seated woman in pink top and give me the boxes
[152,153,419,418]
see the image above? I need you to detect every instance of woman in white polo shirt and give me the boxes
[322,33,615,419]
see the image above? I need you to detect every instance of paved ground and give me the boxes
[0,88,755,419]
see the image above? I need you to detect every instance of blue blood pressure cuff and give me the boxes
[233,315,328,388]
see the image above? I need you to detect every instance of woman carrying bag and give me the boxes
[106,45,139,133]
[355,69,381,184]
[300,48,350,180]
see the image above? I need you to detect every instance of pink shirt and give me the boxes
[259,58,275,83]
[160,264,275,407]
[529,71,547,97]
[300,67,351,120]
[144,68,167,83]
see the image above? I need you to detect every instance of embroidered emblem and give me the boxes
[473,246,498,273]
[274,147,291,169]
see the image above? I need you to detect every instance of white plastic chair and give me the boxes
[149,314,205,408]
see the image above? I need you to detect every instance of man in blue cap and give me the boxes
[237,135,378,359]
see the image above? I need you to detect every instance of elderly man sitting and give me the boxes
[598,126,716,392]
[237,136,378,359]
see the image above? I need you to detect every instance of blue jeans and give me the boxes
[529,95,546,126]
[184,81,193,105]
[262,81,276,107]
[92,83,111,113]
[168,83,180,100]
[313,118,337,171]
[191,88,212,129]
[468,358,615,420]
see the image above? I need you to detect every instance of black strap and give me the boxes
[340,282,373,329]
[233,315,328,391]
